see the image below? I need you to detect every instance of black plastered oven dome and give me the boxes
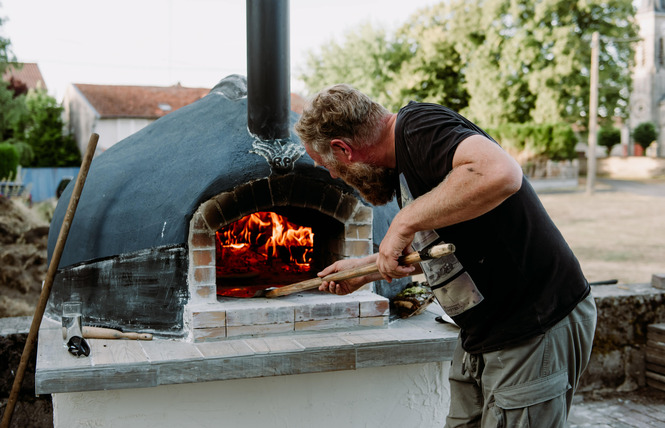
[45,0,408,338]
[45,78,406,337]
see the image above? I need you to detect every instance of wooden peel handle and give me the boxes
[265,243,455,298]
[82,326,153,340]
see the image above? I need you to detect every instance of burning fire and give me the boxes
[216,212,314,277]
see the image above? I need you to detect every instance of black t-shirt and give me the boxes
[395,102,589,353]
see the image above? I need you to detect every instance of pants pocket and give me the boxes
[486,370,570,428]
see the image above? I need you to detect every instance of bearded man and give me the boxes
[294,83,596,428]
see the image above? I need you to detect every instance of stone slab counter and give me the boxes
[35,309,458,427]
[36,309,458,394]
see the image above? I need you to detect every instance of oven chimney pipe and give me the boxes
[246,0,290,141]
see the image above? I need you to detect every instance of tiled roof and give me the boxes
[290,93,305,114]
[3,63,47,90]
[74,83,210,119]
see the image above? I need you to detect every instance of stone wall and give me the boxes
[579,281,665,394]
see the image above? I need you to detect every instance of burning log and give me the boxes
[216,211,314,297]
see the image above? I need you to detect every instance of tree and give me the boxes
[299,23,410,111]
[598,125,621,155]
[11,89,80,167]
[298,0,638,129]
[0,16,27,156]
[386,2,469,112]
[298,6,469,112]
[633,121,658,153]
[486,122,577,161]
[444,0,637,126]
[0,142,18,179]
[0,16,80,167]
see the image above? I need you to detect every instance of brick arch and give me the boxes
[187,174,374,305]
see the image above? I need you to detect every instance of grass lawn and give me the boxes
[539,187,664,285]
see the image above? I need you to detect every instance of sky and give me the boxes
[0,0,441,101]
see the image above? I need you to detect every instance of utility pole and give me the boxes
[587,31,599,195]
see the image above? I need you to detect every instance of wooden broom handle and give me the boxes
[264,243,455,298]
[1,134,99,428]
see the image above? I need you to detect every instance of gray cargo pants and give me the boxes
[445,293,597,428]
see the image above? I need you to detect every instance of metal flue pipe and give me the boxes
[246,0,291,141]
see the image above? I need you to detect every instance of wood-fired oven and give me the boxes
[45,0,409,341]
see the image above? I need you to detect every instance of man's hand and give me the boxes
[376,224,416,282]
[317,254,382,295]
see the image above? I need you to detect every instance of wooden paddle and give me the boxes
[257,243,455,298]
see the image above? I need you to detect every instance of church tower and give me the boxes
[631,0,665,156]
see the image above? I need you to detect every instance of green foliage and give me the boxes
[598,126,621,154]
[486,122,577,161]
[385,4,469,112]
[0,17,14,76]
[446,0,637,126]
[550,123,578,160]
[0,142,19,180]
[0,18,79,167]
[632,121,658,150]
[0,17,23,141]
[298,7,470,112]
[298,0,638,131]
[11,89,81,167]
[0,82,27,139]
[299,23,410,110]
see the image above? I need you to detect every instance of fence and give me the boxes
[21,167,80,202]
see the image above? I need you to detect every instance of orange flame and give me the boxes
[216,212,314,272]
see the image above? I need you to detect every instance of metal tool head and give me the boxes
[67,336,91,357]
[252,287,277,298]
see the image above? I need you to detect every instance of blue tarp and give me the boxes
[22,167,80,202]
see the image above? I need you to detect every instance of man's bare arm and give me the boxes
[377,135,523,280]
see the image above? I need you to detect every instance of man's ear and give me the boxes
[331,139,354,161]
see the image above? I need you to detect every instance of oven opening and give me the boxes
[215,208,343,298]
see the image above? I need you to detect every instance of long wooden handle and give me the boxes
[82,326,153,340]
[1,134,99,428]
[265,243,455,298]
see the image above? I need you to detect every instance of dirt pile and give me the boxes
[0,196,50,317]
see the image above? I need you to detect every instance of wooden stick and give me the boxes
[82,326,153,341]
[1,134,99,428]
[264,243,455,298]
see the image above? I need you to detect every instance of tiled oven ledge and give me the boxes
[35,309,459,395]
[188,290,391,342]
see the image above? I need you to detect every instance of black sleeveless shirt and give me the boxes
[395,102,589,353]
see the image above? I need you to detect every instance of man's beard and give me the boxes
[334,161,398,206]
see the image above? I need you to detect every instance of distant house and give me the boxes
[2,62,47,92]
[62,83,210,154]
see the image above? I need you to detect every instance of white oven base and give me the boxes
[52,361,451,428]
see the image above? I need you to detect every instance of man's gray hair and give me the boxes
[294,84,389,161]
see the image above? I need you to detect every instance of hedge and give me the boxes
[0,143,19,180]
[486,122,577,161]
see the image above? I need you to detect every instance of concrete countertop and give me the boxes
[35,308,459,395]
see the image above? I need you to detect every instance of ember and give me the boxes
[216,212,314,297]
